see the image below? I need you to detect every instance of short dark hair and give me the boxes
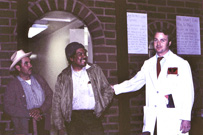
[67,54,75,64]
[65,42,85,64]
[153,28,172,42]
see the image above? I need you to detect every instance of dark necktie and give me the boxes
[157,57,163,78]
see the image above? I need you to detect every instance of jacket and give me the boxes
[4,74,53,130]
[114,51,194,134]
[52,63,114,130]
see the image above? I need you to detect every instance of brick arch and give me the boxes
[148,21,177,54]
[148,21,176,41]
[28,0,105,45]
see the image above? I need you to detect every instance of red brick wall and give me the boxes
[0,0,202,134]
[0,0,17,91]
[0,0,17,133]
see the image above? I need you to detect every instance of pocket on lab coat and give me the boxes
[142,106,157,133]
[157,108,187,135]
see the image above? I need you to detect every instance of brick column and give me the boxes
[115,0,130,135]
[17,0,29,51]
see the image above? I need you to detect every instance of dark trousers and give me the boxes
[12,117,49,135]
[65,110,104,135]
[29,117,49,135]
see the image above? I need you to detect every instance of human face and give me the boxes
[70,48,87,71]
[16,57,33,80]
[154,32,171,56]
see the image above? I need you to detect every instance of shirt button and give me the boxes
[157,91,159,93]
[154,105,157,107]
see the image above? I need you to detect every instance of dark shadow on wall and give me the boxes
[189,60,203,135]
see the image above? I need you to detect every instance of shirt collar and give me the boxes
[17,75,32,82]
[71,63,91,72]
[156,50,171,59]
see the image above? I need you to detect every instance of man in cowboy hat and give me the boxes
[4,50,53,135]
[52,42,114,135]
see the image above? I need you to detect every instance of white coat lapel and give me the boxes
[149,56,159,89]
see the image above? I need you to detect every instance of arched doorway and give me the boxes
[28,11,93,91]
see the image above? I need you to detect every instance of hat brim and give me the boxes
[9,52,32,70]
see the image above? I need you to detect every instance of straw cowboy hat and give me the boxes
[10,50,32,70]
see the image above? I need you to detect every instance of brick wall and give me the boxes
[0,0,17,134]
[0,0,202,135]
[0,0,17,91]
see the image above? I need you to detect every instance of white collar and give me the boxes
[71,64,91,72]
[156,50,171,59]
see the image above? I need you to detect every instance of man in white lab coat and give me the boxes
[113,28,194,135]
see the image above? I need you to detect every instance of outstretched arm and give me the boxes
[114,70,146,95]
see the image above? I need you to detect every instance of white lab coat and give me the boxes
[114,51,194,135]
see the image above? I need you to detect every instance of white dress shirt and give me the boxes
[71,65,95,110]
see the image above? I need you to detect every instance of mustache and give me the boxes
[80,58,87,60]
[29,67,33,71]
[155,45,162,47]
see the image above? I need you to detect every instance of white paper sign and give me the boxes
[127,12,148,54]
[70,29,84,45]
[176,16,201,55]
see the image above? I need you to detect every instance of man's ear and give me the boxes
[169,41,172,46]
[15,65,21,72]
[70,57,73,62]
